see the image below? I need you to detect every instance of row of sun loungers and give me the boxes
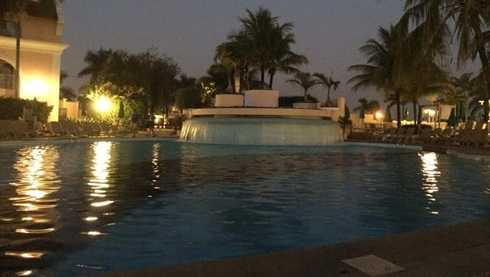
[0,120,119,140]
[365,120,490,148]
[47,121,117,138]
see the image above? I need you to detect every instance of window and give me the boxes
[0,60,14,89]
[0,20,16,38]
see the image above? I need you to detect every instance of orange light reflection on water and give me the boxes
[9,146,61,234]
[419,152,441,214]
[85,141,114,226]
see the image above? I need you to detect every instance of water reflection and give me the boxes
[419,152,441,214]
[1,145,61,271]
[151,143,161,190]
[85,141,113,237]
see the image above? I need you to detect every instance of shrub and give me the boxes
[0,97,52,122]
[278,96,318,108]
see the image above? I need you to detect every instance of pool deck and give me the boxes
[100,218,490,277]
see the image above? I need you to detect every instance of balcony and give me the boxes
[0,74,14,90]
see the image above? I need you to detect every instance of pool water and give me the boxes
[1,139,489,276]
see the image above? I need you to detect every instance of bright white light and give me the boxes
[95,96,111,112]
[25,79,48,99]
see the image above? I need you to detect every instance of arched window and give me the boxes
[0,60,14,89]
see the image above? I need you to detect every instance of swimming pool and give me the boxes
[1,139,489,276]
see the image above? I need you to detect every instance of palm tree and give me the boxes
[402,53,451,123]
[267,51,307,89]
[314,71,341,106]
[467,71,488,120]
[78,48,117,83]
[205,64,232,93]
[218,7,305,90]
[239,7,288,85]
[59,71,76,101]
[353,98,380,114]
[216,30,254,90]
[0,0,57,98]
[404,0,490,120]
[348,24,407,128]
[265,19,307,89]
[286,72,320,102]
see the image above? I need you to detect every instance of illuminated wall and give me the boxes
[0,0,68,122]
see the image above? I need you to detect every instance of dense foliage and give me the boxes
[0,97,52,122]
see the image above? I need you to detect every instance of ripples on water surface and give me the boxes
[0,139,489,276]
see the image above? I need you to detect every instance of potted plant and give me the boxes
[286,71,320,109]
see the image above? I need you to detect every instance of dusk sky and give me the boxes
[61,0,421,109]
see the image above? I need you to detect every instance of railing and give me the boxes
[0,20,17,38]
[0,74,14,90]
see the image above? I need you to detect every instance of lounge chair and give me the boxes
[12,120,35,138]
[414,128,432,145]
[387,128,405,143]
[0,120,16,139]
[465,129,489,148]
[447,129,471,146]
[59,121,81,137]
[397,127,415,145]
[80,122,99,137]
[47,121,66,136]
[433,127,453,145]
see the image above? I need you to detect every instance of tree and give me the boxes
[59,71,76,101]
[78,48,180,118]
[203,64,231,93]
[265,20,307,89]
[286,72,320,102]
[348,25,406,128]
[467,71,488,119]
[314,71,341,106]
[175,86,201,110]
[217,7,306,90]
[78,48,118,83]
[216,30,254,90]
[404,0,490,121]
[0,0,57,98]
[239,7,285,85]
[353,98,380,114]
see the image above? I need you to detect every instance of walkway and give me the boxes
[101,219,490,277]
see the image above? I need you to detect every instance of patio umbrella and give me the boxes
[458,103,466,122]
[484,100,489,122]
[384,106,392,122]
[447,108,456,127]
[359,107,365,119]
[404,107,409,121]
[117,100,125,119]
[454,103,460,122]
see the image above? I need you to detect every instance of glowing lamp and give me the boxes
[26,79,48,99]
[95,96,111,112]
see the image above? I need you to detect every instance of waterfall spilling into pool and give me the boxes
[180,117,342,146]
